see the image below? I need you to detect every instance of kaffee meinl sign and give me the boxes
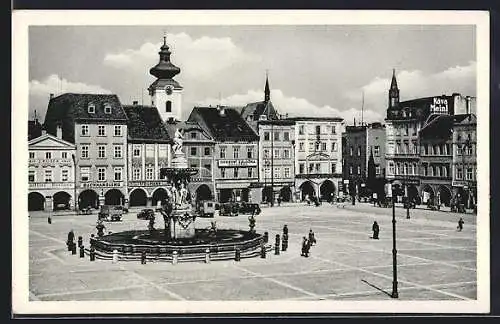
[430,97,449,114]
[218,159,258,167]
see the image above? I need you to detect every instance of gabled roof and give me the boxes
[189,107,259,142]
[454,113,476,125]
[240,100,278,122]
[44,93,128,124]
[123,105,171,143]
[28,133,76,149]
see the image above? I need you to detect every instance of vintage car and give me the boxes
[98,205,124,222]
[219,202,261,217]
[137,208,155,220]
[197,200,216,218]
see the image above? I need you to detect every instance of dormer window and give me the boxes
[88,103,95,114]
[104,103,112,114]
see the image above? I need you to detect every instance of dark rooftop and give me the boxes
[420,114,454,140]
[240,101,278,122]
[123,105,171,143]
[286,116,344,122]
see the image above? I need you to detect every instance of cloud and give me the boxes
[345,61,477,119]
[197,89,383,123]
[103,33,260,81]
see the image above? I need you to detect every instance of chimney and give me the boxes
[42,130,47,136]
[218,105,226,117]
[133,101,138,106]
[50,93,54,100]
[466,96,471,114]
[56,124,62,139]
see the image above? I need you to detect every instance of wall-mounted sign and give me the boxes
[430,97,449,114]
[218,159,257,167]
[81,182,123,188]
[128,181,170,187]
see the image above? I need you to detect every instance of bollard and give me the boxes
[71,243,77,255]
[260,245,266,258]
[205,248,210,264]
[112,249,118,263]
[89,247,95,261]
[263,232,269,243]
[235,248,241,262]
[282,234,288,252]
[79,245,85,258]
[141,251,147,264]
[275,234,280,255]
[172,251,178,265]
[47,216,52,224]
[78,236,83,248]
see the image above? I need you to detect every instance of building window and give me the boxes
[349,166,353,175]
[190,147,197,156]
[114,167,122,181]
[233,147,240,159]
[88,103,95,114]
[29,152,35,159]
[133,168,141,180]
[264,132,270,141]
[234,168,239,178]
[80,167,90,182]
[315,125,321,135]
[332,125,336,134]
[190,132,197,139]
[81,125,89,136]
[98,125,106,136]
[404,124,409,136]
[403,163,408,175]
[357,165,361,175]
[81,145,89,159]
[60,170,68,182]
[203,163,211,172]
[247,146,253,158]
[45,152,52,159]
[274,167,281,178]
[49,165,63,183]
[146,167,154,180]
[456,167,463,180]
[263,149,270,159]
[284,132,290,141]
[159,146,168,158]
[133,146,141,157]
[283,149,290,159]
[331,163,336,173]
[422,164,428,176]
[299,163,305,174]
[315,142,320,151]
[466,145,473,155]
[104,104,112,114]
[376,165,381,175]
[62,152,68,159]
[145,145,154,158]
[114,125,122,136]
[29,170,35,183]
[466,167,473,180]
[374,146,380,157]
[457,145,463,155]
[299,142,304,151]
[404,143,409,155]
[389,162,395,175]
[284,167,290,178]
[443,166,448,177]
[396,142,401,154]
[204,147,211,156]
[97,167,105,181]
[274,149,280,159]
[309,163,314,173]
[247,167,253,178]
[166,101,172,112]
[274,131,280,141]
[350,146,353,156]
[219,147,226,159]
[98,145,106,158]
[221,168,226,178]
[114,145,122,159]
[299,125,304,135]
[322,142,327,151]
[411,163,416,175]
[357,146,361,156]
[331,142,337,152]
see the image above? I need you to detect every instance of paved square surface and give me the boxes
[28,203,477,301]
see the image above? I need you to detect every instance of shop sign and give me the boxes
[430,97,449,114]
[218,159,257,167]
[81,182,123,188]
[129,180,170,187]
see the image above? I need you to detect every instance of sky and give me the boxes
[28,25,476,123]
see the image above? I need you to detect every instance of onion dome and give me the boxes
[149,36,181,80]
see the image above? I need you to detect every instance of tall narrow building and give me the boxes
[148,36,183,123]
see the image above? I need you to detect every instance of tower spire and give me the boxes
[388,68,400,109]
[264,70,270,103]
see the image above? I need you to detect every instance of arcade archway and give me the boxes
[300,181,316,201]
[53,191,71,210]
[152,188,169,207]
[320,180,336,202]
[280,186,292,202]
[421,184,435,205]
[262,186,273,203]
[129,188,147,207]
[438,185,452,207]
[105,189,124,206]
[28,192,45,211]
[195,184,213,202]
[78,189,99,209]
[407,185,419,204]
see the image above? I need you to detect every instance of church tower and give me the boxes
[264,73,270,103]
[388,68,400,109]
[148,36,183,122]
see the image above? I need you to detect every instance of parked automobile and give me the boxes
[197,200,216,218]
[98,205,124,222]
[137,208,155,220]
[54,203,69,211]
[79,206,93,215]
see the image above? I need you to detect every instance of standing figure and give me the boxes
[96,220,105,237]
[308,229,317,246]
[372,221,380,239]
[283,224,288,236]
[301,236,308,257]
[457,217,464,231]
[172,128,184,155]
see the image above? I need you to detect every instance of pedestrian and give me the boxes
[372,221,380,239]
[277,196,281,206]
[308,229,316,246]
[304,238,311,257]
[301,236,308,257]
[283,224,288,236]
[457,217,464,231]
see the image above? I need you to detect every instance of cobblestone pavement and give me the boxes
[29,203,477,301]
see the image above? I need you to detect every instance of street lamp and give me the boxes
[71,154,77,212]
[461,139,472,210]
[391,182,399,298]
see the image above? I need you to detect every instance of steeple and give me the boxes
[388,68,400,109]
[264,71,270,103]
[149,35,181,80]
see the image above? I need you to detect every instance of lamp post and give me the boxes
[71,154,77,212]
[405,177,410,219]
[270,123,274,207]
[391,182,399,298]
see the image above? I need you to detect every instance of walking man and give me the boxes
[372,221,380,239]
[457,217,464,232]
[301,236,308,257]
[308,229,317,246]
